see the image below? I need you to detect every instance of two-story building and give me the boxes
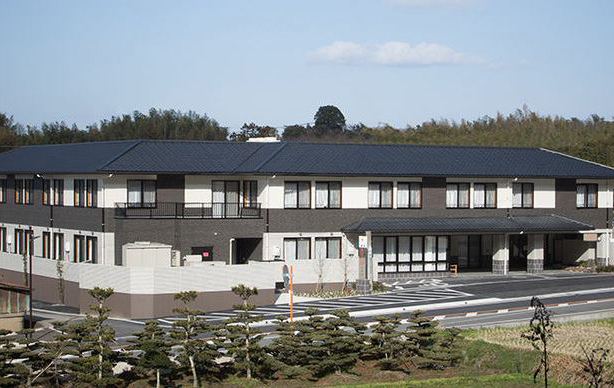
[0,139,612,318]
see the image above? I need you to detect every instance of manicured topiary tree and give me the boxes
[130,321,173,388]
[217,285,270,379]
[170,291,220,387]
[364,314,406,370]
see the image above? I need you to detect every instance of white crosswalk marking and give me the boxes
[157,287,473,322]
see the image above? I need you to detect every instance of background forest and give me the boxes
[1,105,613,166]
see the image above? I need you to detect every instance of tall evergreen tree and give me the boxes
[217,285,269,379]
[65,287,122,386]
[170,291,220,387]
[32,321,72,387]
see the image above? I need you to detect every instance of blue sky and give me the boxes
[1,0,613,132]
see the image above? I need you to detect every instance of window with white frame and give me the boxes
[74,179,97,207]
[13,229,32,256]
[373,235,447,273]
[42,232,51,259]
[473,183,497,208]
[446,183,469,208]
[0,179,6,203]
[314,237,341,259]
[397,182,421,208]
[14,179,33,205]
[53,233,64,260]
[53,179,64,205]
[73,235,96,263]
[512,183,533,208]
[283,238,310,260]
[315,181,341,208]
[86,236,98,263]
[0,227,6,252]
[284,181,311,208]
[243,180,258,207]
[127,180,157,207]
[368,182,392,208]
[576,183,597,208]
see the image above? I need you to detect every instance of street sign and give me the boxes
[359,235,368,249]
[282,264,290,289]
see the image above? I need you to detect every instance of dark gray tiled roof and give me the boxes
[0,140,140,174]
[341,215,594,233]
[1,140,613,178]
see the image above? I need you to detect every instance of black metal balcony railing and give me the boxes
[114,202,262,219]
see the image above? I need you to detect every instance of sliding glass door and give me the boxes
[212,181,240,218]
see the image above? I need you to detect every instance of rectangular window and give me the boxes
[368,182,393,208]
[474,183,497,208]
[42,232,51,259]
[42,179,51,205]
[86,179,97,207]
[0,179,6,203]
[14,179,33,205]
[446,183,470,208]
[284,181,311,209]
[576,184,598,208]
[74,235,85,262]
[315,237,341,259]
[53,233,64,260]
[397,182,422,208]
[315,181,341,208]
[127,180,157,207]
[283,237,311,260]
[86,236,97,263]
[74,179,85,207]
[53,179,64,206]
[0,227,6,252]
[243,180,258,207]
[74,179,97,207]
[512,183,534,208]
[13,229,32,256]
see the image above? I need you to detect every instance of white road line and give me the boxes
[497,309,509,314]
[466,312,478,317]
[557,303,569,307]
[432,315,446,320]
[157,319,174,324]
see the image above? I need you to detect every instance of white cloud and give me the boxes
[309,41,478,66]
[385,0,476,7]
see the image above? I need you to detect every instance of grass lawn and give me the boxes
[336,373,581,387]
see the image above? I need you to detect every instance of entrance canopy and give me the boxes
[341,215,593,234]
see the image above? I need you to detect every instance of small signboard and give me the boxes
[282,264,290,289]
[358,236,368,249]
[583,233,598,242]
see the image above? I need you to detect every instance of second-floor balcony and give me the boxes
[115,202,262,219]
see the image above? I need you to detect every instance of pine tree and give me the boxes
[32,321,71,387]
[405,310,442,369]
[365,314,406,370]
[0,328,37,387]
[217,284,269,379]
[170,290,220,387]
[309,309,366,377]
[65,287,122,386]
[129,321,173,388]
[266,316,309,379]
[431,327,463,368]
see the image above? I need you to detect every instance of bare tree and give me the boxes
[580,346,614,388]
[522,296,554,387]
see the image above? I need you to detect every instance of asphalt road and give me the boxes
[30,272,614,343]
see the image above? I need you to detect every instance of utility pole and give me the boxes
[28,226,33,328]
